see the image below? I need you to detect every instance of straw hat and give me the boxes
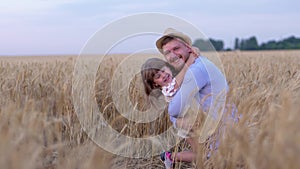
[156,28,192,53]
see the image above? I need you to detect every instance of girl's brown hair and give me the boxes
[141,58,175,96]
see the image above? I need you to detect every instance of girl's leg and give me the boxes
[172,151,195,163]
[171,137,198,163]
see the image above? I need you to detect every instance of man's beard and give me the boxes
[173,63,184,73]
[172,54,190,75]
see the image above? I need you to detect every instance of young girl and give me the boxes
[142,47,200,101]
[141,48,199,168]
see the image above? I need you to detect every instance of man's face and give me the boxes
[162,39,192,71]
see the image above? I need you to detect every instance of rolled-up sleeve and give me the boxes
[168,65,208,123]
[167,56,229,128]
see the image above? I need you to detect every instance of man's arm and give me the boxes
[174,55,197,88]
[168,61,209,118]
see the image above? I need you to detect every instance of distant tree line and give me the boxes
[193,36,300,51]
[193,38,224,51]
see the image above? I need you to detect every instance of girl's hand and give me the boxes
[186,54,197,67]
[192,46,200,56]
[186,47,200,67]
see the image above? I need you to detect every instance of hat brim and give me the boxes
[156,33,192,54]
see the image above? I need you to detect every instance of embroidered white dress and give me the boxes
[161,78,177,102]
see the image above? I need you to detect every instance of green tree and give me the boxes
[240,39,245,50]
[239,36,258,50]
[246,36,259,50]
[209,38,224,51]
[234,38,239,50]
[193,38,224,51]
[193,39,214,51]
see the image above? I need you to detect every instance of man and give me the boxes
[156,28,228,168]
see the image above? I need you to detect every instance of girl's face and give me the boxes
[153,66,173,87]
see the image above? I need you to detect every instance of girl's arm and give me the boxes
[174,47,200,88]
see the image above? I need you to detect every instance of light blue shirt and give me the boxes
[168,56,228,126]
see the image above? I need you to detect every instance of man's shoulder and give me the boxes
[189,56,206,70]
[185,57,209,80]
[191,56,219,69]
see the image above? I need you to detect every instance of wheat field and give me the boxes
[0,50,299,169]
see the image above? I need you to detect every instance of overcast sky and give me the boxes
[0,0,299,55]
